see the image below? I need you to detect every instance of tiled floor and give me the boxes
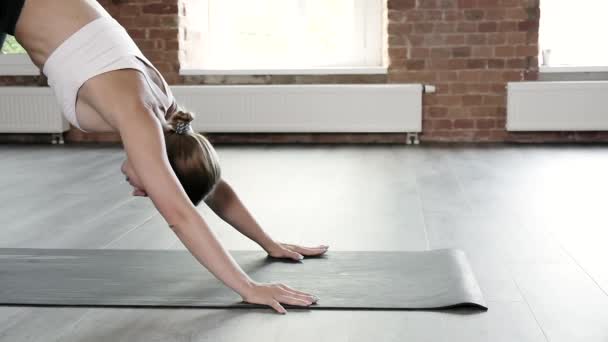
[1,143,607,341]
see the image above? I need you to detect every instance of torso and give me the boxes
[14,0,174,132]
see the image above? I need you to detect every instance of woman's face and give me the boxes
[120,158,147,197]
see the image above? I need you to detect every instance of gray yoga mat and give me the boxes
[0,248,487,311]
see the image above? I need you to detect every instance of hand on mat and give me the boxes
[241,281,318,314]
[265,242,329,261]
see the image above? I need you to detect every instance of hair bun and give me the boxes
[169,109,195,125]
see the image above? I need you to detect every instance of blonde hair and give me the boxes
[163,108,221,206]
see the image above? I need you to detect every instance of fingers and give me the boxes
[269,299,287,314]
[291,245,329,256]
[283,243,329,254]
[276,293,314,307]
[278,284,318,303]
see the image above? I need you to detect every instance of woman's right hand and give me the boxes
[241,281,318,314]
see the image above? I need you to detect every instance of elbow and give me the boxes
[167,209,198,233]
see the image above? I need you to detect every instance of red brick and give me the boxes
[435,22,457,32]
[488,58,505,68]
[433,119,454,129]
[476,118,496,129]
[411,47,430,58]
[435,95,463,105]
[466,34,487,45]
[409,34,425,46]
[470,106,502,117]
[120,4,141,17]
[406,60,426,70]
[466,83,491,93]
[459,70,483,82]
[429,107,449,117]
[429,59,451,69]
[159,15,179,27]
[449,107,471,117]
[516,45,538,56]
[431,48,452,58]
[488,33,507,45]
[443,10,461,20]
[422,119,434,131]
[149,28,179,39]
[463,95,483,105]
[388,34,406,47]
[425,10,443,20]
[166,40,179,50]
[495,46,516,57]
[127,28,146,39]
[446,34,466,45]
[437,71,458,81]
[485,9,506,20]
[449,83,468,94]
[388,9,407,23]
[506,58,526,68]
[457,0,476,8]
[454,119,475,129]
[137,40,155,50]
[387,0,416,9]
[467,59,487,69]
[498,21,518,32]
[142,4,178,14]
[478,0,501,7]
[414,23,435,33]
[483,95,506,105]
[420,0,438,8]
[134,16,160,27]
[506,32,527,44]
[406,10,426,21]
[452,46,471,57]
[472,46,494,58]
[464,9,485,21]
[388,23,414,35]
[506,8,527,20]
[518,20,538,31]
[425,35,447,46]
[479,21,498,32]
[448,59,468,69]
[457,22,477,32]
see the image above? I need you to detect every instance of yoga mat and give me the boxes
[0,248,487,311]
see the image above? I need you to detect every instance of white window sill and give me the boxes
[0,54,39,76]
[179,67,388,76]
[540,66,608,73]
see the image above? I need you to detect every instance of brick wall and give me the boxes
[385,0,607,143]
[2,0,608,144]
[388,0,538,142]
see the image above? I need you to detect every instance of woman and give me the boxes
[2,0,329,314]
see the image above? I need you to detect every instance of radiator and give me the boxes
[507,81,608,131]
[170,84,423,133]
[0,87,69,133]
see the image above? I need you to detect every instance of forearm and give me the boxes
[215,189,277,252]
[170,212,256,298]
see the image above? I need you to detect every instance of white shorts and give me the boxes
[42,16,174,132]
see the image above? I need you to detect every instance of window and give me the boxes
[539,0,608,70]
[1,35,26,54]
[182,0,385,74]
[0,34,38,75]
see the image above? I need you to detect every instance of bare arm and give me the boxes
[204,179,278,252]
[117,108,255,297]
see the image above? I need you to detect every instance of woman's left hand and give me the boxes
[266,242,329,261]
